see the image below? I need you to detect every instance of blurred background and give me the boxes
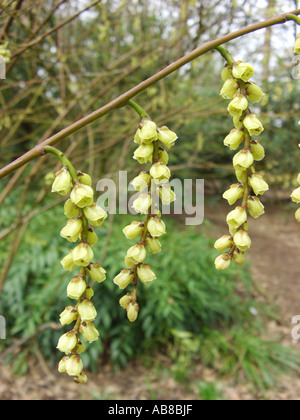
[0,0,300,400]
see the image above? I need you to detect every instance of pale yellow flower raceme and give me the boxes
[49,164,107,385]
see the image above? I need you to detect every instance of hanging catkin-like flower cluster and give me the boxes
[45,147,107,384]
[214,53,269,270]
[113,111,178,322]
[291,35,300,222]
[0,42,11,63]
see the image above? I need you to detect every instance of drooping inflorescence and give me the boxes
[214,54,269,270]
[113,114,178,322]
[46,148,107,384]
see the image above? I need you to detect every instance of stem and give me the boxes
[128,100,151,119]
[215,46,235,67]
[286,14,300,24]
[1,9,300,179]
[43,146,78,182]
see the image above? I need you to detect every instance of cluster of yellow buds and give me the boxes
[114,117,178,322]
[50,162,107,384]
[0,42,11,63]
[215,59,268,270]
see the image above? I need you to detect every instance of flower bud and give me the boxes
[67,276,87,300]
[146,236,162,254]
[147,216,166,237]
[59,306,78,325]
[57,331,78,354]
[233,115,243,129]
[214,253,231,270]
[52,168,73,196]
[232,248,245,265]
[291,187,300,203]
[83,203,107,227]
[137,264,156,284]
[294,34,300,55]
[214,235,234,252]
[70,183,94,208]
[77,172,92,186]
[72,242,94,267]
[151,147,169,165]
[224,129,245,150]
[133,143,154,164]
[126,244,147,264]
[119,293,133,309]
[226,206,247,229]
[74,340,86,354]
[113,269,134,289]
[247,196,265,218]
[233,229,251,251]
[58,356,69,373]
[233,149,254,169]
[157,126,178,148]
[159,184,176,205]
[124,256,136,269]
[78,299,97,322]
[131,171,151,191]
[80,322,99,343]
[60,218,83,243]
[232,61,255,82]
[134,119,158,144]
[85,286,94,300]
[132,193,152,214]
[66,354,83,377]
[123,221,144,239]
[85,228,98,247]
[297,173,300,185]
[295,207,300,223]
[150,162,171,184]
[74,371,88,385]
[220,77,240,99]
[243,114,264,136]
[245,82,265,103]
[250,140,265,161]
[228,94,248,117]
[222,184,244,205]
[61,251,76,272]
[64,199,80,218]
[248,174,269,196]
[86,263,106,283]
[235,167,247,183]
[127,302,139,322]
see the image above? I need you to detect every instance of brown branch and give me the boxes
[0,8,299,180]
[0,0,24,41]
